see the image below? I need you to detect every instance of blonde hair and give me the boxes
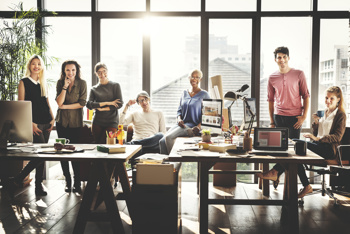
[25,54,47,97]
[326,86,345,113]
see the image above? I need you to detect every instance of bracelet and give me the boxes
[62,88,67,90]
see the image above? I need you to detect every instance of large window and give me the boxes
[209,19,252,128]
[100,19,143,108]
[319,19,350,125]
[260,17,312,128]
[150,17,200,126]
[45,17,92,120]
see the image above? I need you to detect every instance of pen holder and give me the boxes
[106,137,116,145]
[243,132,252,151]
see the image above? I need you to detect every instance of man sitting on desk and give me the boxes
[120,91,166,162]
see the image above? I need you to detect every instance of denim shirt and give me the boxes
[177,90,210,128]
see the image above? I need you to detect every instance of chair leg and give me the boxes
[322,174,326,196]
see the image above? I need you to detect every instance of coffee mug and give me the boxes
[317,110,324,118]
[294,141,306,156]
[56,138,70,145]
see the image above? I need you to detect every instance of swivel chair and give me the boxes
[300,127,350,206]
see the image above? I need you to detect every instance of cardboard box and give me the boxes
[136,164,175,185]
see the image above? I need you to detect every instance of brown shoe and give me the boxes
[298,185,313,198]
[256,169,278,181]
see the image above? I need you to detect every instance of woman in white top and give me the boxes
[258,86,346,198]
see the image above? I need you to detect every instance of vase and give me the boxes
[202,134,211,142]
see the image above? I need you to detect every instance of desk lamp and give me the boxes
[224,91,237,129]
[241,97,255,136]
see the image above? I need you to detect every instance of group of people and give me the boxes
[7,45,347,199]
[256,46,347,199]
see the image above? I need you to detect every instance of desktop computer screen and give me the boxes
[0,101,33,148]
[201,99,223,135]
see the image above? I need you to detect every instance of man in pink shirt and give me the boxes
[267,46,310,138]
[257,46,313,198]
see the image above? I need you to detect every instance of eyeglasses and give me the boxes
[138,98,148,104]
[97,70,107,76]
[190,76,201,80]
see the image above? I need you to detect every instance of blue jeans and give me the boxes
[159,125,192,155]
[127,132,164,162]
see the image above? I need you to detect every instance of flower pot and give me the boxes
[202,134,211,142]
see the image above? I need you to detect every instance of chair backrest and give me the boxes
[341,127,350,145]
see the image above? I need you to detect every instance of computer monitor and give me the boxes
[201,99,223,135]
[241,97,257,130]
[0,101,33,149]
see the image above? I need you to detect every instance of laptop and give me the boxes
[251,128,289,156]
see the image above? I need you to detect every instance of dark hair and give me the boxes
[274,47,289,59]
[60,60,82,80]
[94,62,108,73]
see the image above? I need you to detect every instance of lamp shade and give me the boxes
[224,91,237,102]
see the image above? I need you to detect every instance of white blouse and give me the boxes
[317,108,338,138]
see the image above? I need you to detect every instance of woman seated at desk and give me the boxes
[159,69,210,155]
[258,86,346,198]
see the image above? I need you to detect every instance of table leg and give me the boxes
[73,161,125,234]
[286,163,299,234]
[198,162,215,234]
[115,162,133,218]
[262,163,270,197]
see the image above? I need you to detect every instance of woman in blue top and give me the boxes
[160,69,210,154]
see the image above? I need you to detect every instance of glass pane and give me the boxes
[318,0,350,11]
[98,0,145,11]
[45,17,92,121]
[101,19,143,110]
[206,0,256,11]
[261,17,312,128]
[319,19,349,125]
[44,0,90,11]
[262,0,312,11]
[209,19,252,130]
[150,17,200,127]
[0,0,36,11]
[151,0,200,11]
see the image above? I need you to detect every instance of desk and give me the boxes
[0,144,141,233]
[167,138,324,234]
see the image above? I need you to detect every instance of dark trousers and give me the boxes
[272,115,310,186]
[307,141,335,159]
[56,122,81,186]
[15,123,51,186]
[127,132,164,163]
[92,123,118,144]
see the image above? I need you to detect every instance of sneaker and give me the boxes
[73,185,82,194]
[35,184,48,196]
[256,169,278,181]
[298,185,313,198]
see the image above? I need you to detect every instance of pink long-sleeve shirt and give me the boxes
[267,68,310,116]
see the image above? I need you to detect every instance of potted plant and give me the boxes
[0,2,57,100]
[201,129,211,142]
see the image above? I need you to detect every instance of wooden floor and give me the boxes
[1,179,350,234]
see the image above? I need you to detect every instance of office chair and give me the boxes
[299,127,350,206]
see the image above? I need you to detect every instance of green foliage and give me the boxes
[201,129,211,135]
[0,2,58,100]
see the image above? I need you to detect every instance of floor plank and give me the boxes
[1,180,350,233]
